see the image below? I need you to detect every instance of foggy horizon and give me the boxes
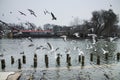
[0,0,120,27]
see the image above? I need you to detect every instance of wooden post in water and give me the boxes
[81,56,85,66]
[11,56,14,64]
[1,59,5,70]
[56,55,60,66]
[22,55,26,64]
[45,54,49,67]
[117,53,120,61]
[90,53,93,61]
[105,53,108,60]
[78,55,81,62]
[18,59,21,69]
[66,54,69,63]
[33,54,37,68]
[68,56,71,66]
[97,55,100,65]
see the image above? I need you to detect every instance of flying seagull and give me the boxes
[60,35,67,41]
[110,4,112,7]
[88,34,97,44]
[51,12,57,20]
[10,11,12,14]
[47,42,53,50]
[28,9,37,17]
[18,11,26,16]
[2,14,4,16]
[44,9,50,15]
[101,48,109,54]
[73,32,80,37]
[46,42,59,54]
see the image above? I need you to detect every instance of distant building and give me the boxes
[11,30,54,38]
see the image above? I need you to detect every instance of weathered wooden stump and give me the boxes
[90,53,93,61]
[33,57,37,68]
[78,55,81,62]
[18,59,21,69]
[81,56,85,66]
[56,56,60,66]
[97,55,100,65]
[45,54,49,67]
[1,59,5,69]
[68,56,71,66]
[105,53,108,60]
[22,55,26,64]
[117,53,120,61]
[66,54,69,63]
[11,56,14,64]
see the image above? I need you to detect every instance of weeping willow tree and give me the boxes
[91,9,119,37]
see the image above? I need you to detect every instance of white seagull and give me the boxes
[77,47,84,56]
[73,32,80,37]
[88,34,97,44]
[101,48,109,54]
[60,35,67,41]
[47,42,59,54]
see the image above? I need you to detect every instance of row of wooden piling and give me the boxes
[90,52,120,65]
[1,52,120,70]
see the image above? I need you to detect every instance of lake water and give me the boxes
[0,38,120,80]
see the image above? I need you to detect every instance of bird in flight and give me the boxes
[44,9,50,15]
[51,12,57,20]
[2,14,4,16]
[10,11,12,14]
[27,9,37,17]
[60,35,67,41]
[18,11,26,16]
[110,4,112,7]
[73,32,80,38]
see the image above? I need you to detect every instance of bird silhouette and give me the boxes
[47,42,53,50]
[110,4,112,7]
[27,9,37,17]
[10,11,12,14]
[51,12,57,20]
[0,20,8,26]
[2,14,4,16]
[44,9,50,15]
[18,11,26,16]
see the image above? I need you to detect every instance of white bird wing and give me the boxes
[73,33,79,37]
[60,35,67,41]
[47,42,53,50]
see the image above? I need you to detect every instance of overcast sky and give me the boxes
[0,0,120,27]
